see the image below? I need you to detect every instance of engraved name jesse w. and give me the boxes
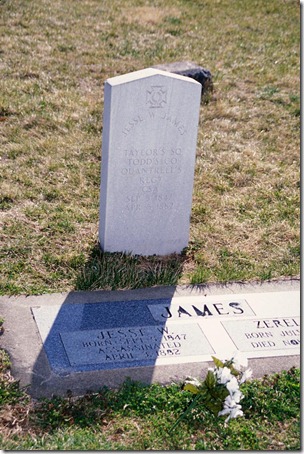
[81,326,187,361]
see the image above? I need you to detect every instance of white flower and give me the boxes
[218,404,243,416]
[223,393,242,408]
[231,389,243,404]
[185,376,201,386]
[206,355,253,424]
[231,351,248,369]
[240,368,253,384]
[217,367,233,384]
[229,406,244,419]
[226,376,239,394]
[222,395,235,408]
[218,397,244,422]
[218,407,231,417]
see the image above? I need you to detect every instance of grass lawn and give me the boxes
[0,350,301,450]
[0,0,300,450]
[0,0,300,295]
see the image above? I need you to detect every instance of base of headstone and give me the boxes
[0,280,299,398]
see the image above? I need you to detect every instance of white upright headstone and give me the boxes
[99,68,201,256]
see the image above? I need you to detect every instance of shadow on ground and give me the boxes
[29,245,199,397]
[30,284,194,398]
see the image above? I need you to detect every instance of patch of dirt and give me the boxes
[122,6,180,25]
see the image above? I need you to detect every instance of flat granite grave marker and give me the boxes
[60,323,213,367]
[221,317,300,353]
[30,288,300,378]
[0,280,299,397]
[99,68,202,255]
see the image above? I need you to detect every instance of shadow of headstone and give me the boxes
[30,285,212,398]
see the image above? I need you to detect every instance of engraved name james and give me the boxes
[148,299,254,322]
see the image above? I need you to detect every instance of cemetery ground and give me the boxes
[0,0,299,294]
[0,348,301,450]
[0,0,300,451]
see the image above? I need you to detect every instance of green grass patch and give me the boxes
[0,350,300,450]
[76,247,186,291]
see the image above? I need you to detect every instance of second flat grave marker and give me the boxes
[99,68,202,256]
[222,317,300,353]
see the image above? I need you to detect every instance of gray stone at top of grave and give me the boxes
[152,61,213,95]
[99,68,201,256]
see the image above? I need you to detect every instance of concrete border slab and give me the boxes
[0,279,300,398]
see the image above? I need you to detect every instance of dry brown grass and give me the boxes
[123,6,181,25]
[0,0,300,294]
